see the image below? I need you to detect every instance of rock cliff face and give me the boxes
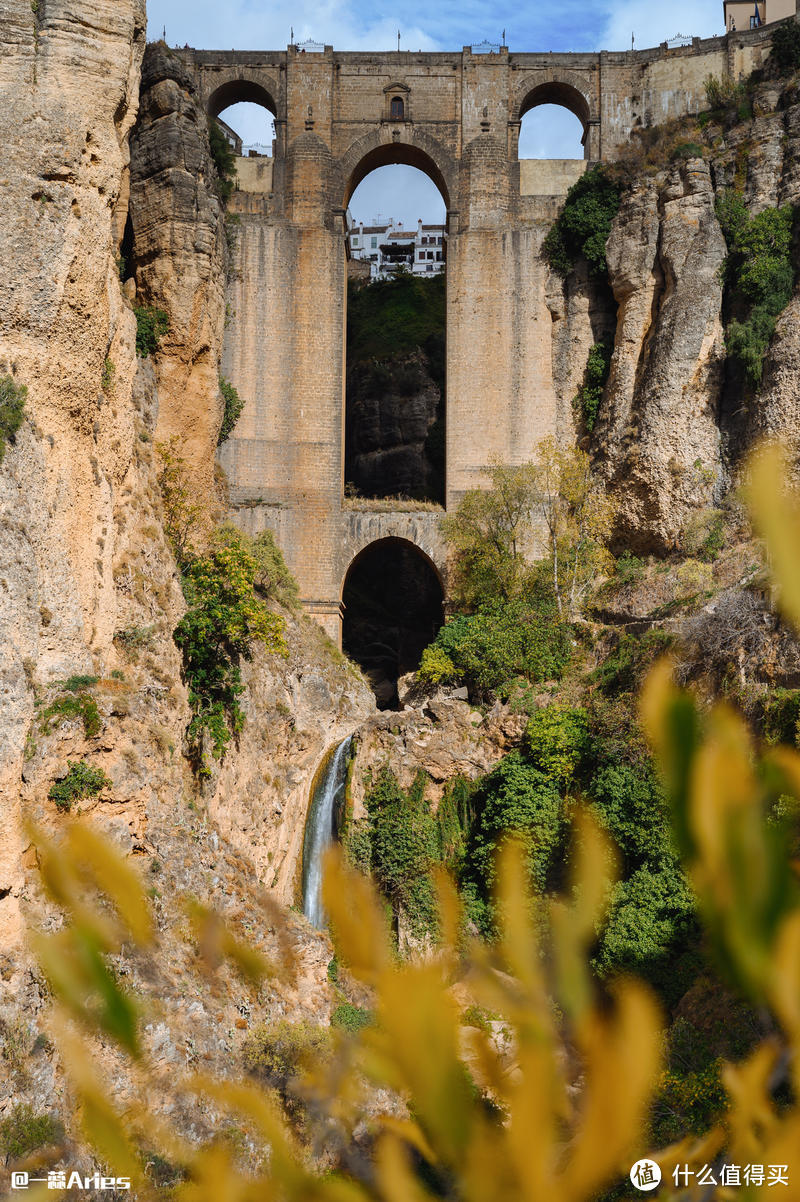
[345,350,444,502]
[0,0,148,943]
[0,3,373,1142]
[128,43,228,503]
[349,695,525,818]
[596,161,727,551]
[210,618,374,907]
[577,75,800,551]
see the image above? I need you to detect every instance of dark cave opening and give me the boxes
[342,538,444,709]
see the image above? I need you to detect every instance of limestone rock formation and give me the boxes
[596,160,727,552]
[349,695,525,817]
[128,43,228,503]
[0,0,148,943]
[211,618,374,907]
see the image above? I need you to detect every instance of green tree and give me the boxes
[467,752,564,903]
[532,438,615,619]
[208,119,237,203]
[361,768,439,936]
[542,166,621,279]
[418,598,571,702]
[440,461,540,610]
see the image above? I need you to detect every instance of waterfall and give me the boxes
[302,736,352,928]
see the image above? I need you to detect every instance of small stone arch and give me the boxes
[206,73,281,122]
[514,71,597,150]
[341,536,445,708]
[337,127,457,214]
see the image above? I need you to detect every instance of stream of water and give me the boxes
[301,736,352,929]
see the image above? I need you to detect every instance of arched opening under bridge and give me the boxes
[208,81,276,157]
[344,145,448,506]
[518,81,589,160]
[341,538,444,709]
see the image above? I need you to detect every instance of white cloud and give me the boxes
[599,0,722,52]
[148,0,441,53]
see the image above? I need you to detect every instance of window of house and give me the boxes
[371,236,378,248]
[351,236,359,247]
[390,97,404,120]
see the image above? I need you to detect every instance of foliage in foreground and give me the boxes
[542,165,622,279]
[0,373,26,464]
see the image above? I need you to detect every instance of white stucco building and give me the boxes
[347,217,445,281]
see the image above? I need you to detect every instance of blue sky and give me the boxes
[147,0,724,224]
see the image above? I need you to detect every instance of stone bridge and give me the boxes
[173,25,777,639]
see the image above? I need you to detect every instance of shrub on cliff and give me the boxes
[133,304,169,357]
[0,1103,64,1162]
[208,119,237,203]
[0,374,26,464]
[542,165,621,279]
[175,525,287,774]
[716,191,795,385]
[48,762,112,812]
[574,338,613,433]
[218,376,244,444]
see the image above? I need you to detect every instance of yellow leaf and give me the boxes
[322,847,392,984]
[560,981,662,1202]
[55,1017,143,1186]
[745,442,800,635]
[66,824,154,946]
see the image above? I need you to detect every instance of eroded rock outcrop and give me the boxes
[211,618,374,907]
[128,43,228,502]
[596,160,727,552]
[0,0,148,942]
[349,695,525,818]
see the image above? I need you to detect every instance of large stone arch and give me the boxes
[336,127,457,215]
